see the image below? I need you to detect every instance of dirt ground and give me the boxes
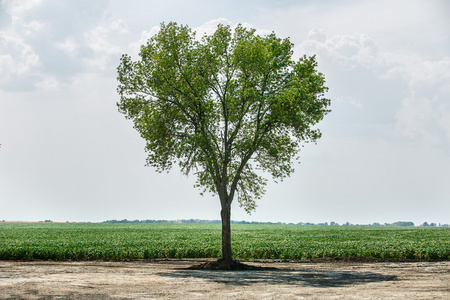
[0,260,449,299]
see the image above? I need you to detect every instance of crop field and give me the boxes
[0,223,449,261]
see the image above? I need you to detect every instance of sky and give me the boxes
[1,0,449,225]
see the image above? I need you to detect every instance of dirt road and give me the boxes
[0,260,449,299]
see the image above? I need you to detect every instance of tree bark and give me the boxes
[220,204,233,263]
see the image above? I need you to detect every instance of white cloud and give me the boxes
[2,0,42,24]
[336,96,362,108]
[0,0,49,90]
[110,19,128,34]
[376,53,450,146]
[85,25,122,56]
[34,75,59,91]
[21,19,44,36]
[348,96,362,108]
[2,0,44,37]
[129,26,160,58]
[306,27,326,43]
[298,28,450,150]
[194,17,233,38]
[54,36,80,57]
[0,31,39,81]
[237,21,272,37]
[80,19,131,72]
[1,1,132,90]
[382,54,450,94]
[299,30,379,70]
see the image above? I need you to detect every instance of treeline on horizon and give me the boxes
[102,219,450,227]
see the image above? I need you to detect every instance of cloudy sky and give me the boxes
[1,0,449,225]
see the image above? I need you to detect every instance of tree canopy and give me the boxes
[117,22,330,266]
[118,22,330,211]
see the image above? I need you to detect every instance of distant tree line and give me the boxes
[420,222,448,227]
[102,219,450,227]
[103,219,289,225]
[103,219,221,224]
[2,219,448,227]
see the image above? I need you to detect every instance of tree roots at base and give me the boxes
[187,259,277,271]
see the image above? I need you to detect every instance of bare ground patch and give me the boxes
[0,260,449,299]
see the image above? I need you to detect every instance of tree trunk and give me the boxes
[220,205,233,263]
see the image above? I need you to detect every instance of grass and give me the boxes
[0,222,449,261]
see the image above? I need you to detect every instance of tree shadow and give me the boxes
[157,268,397,288]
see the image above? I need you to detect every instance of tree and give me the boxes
[389,221,415,227]
[117,22,331,268]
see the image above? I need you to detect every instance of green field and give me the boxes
[0,223,449,261]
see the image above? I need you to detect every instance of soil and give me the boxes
[0,259,449,299]
[188,259,277,270]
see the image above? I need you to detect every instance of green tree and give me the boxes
[117,22,331,268]
[389,221,415,227]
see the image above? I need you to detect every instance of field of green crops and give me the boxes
[0,223,449,261]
